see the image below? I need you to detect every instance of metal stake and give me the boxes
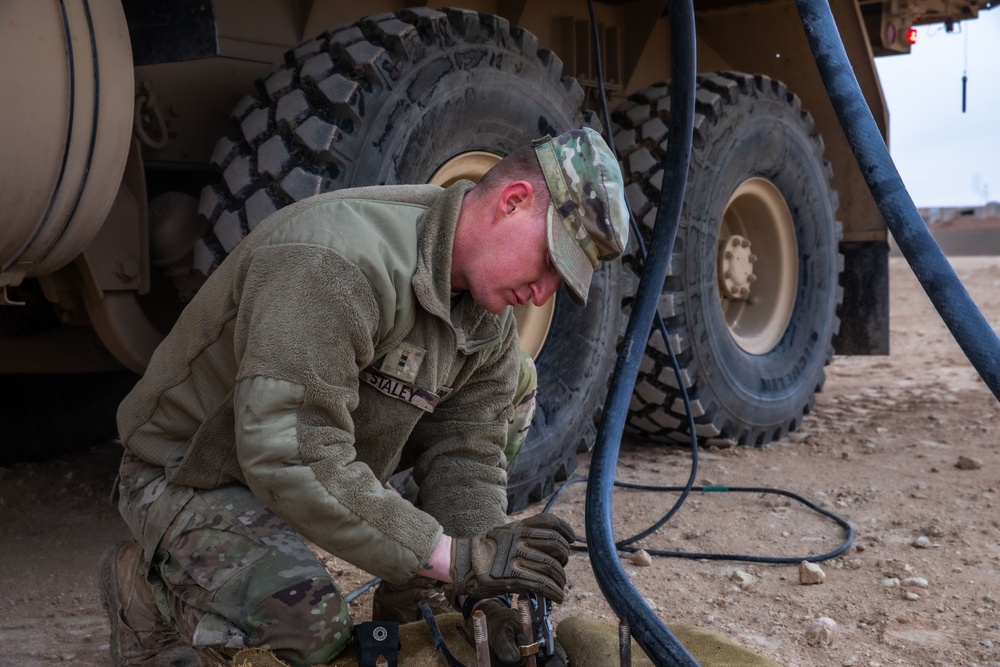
[619,617,632,667]
[518,597,538,667]
[472,609,491,667]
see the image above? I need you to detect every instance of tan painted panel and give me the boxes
[0,0,133,282]
[695,0,888,240]
[134,58,276,166]
[0,2,74,277]
[216,0,304,50]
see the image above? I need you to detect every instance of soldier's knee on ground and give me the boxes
[505,349,538,472]
[242,575,353,667]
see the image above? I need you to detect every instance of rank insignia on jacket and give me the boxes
[379,343,425,383]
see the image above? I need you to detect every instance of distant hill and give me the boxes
[888,205,1000,256]
[924,216,1000,256]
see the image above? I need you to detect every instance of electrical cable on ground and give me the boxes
[543,476,854,563]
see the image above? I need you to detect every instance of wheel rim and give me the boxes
[717,177,798,355]
[429,151,556,359]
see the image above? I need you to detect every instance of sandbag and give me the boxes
[557,616,783,667]
[228,613,782,667]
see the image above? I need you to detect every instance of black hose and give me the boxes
[418,601,467,667]
[583,0,701,663]
[584,0,702,552]
[344,576,380,603]
[796,0,1000,399]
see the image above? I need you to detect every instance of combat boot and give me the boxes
[371,576,453,624]
[98,541,203,667]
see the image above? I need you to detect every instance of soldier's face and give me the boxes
[467,207,563,315]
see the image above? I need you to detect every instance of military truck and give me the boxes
[1,0,990,510]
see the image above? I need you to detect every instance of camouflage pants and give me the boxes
[116,452,351,667]
[113,353,537,666]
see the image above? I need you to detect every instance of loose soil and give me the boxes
[1,255,998,667]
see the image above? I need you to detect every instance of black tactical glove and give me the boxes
[463,598,525,665]
[450,512,575,603]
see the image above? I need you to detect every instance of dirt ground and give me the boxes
[1,254,998,667]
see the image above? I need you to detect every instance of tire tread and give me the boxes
[614,71,843,447]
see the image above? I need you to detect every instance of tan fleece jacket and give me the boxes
[116,182,518,583]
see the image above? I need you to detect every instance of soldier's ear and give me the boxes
[497,181,533,218]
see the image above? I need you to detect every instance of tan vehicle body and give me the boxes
[0,0,991,488]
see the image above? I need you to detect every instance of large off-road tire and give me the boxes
[193,8,623,511]
[615,72,842,446]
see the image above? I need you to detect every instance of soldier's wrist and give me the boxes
[422,534,453,584]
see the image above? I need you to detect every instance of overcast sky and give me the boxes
[873,8,1000,208]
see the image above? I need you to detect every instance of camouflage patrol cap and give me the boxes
[533,127,629,306]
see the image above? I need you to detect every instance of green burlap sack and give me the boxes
[230,614,480,667]
[557,616,783,667]
[230,613,782,666]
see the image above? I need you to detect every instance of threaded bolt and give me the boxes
[472,609,490,667]
[619,617,632,667]
[518,598,537,667]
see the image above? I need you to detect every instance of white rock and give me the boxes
[904,591,921,601]
[902,577,929,588]
[631,549,653,567]
[805,617,837,646]
[912,535,932,549]
[882,577,900,588]
[800,561,826,585]
[956,456,984,470]
[730,570,757,590]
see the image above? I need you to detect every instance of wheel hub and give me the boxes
[717,177,799,355]
[718,235,758,301]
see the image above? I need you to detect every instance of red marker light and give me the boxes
[907,28,918,44]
